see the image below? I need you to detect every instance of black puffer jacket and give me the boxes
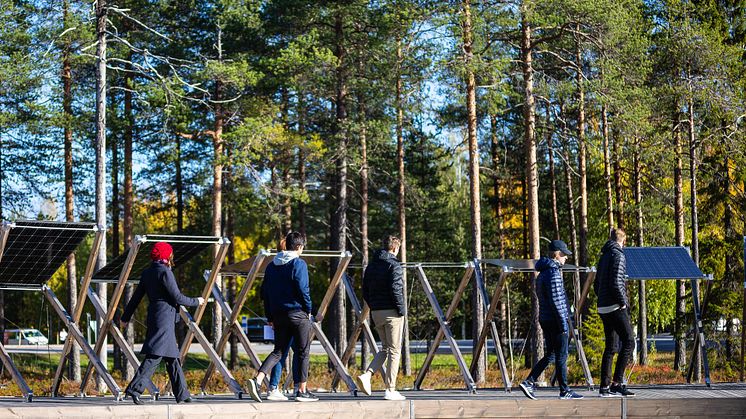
[594,240,628,308]
[536,257,570,333]
[362,249,406,316]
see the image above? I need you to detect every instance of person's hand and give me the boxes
[268,322,273,329]
[620,304,627,310]
[197,297,206,305]
[313,312,323,323]
[120,320,128,330]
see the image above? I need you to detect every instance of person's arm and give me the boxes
[162,269,200,307]
[294,260,312,315]
[611,251,628,307]
[260,272,273,323]
[121,278,146,324]
[548,269,569,333]
[390,262,406,317]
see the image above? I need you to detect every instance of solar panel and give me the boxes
[0,221,96,287]
[92,235,220,282]
[623,247,706,280]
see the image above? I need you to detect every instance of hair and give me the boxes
[285,231,306,251]
[278,237,287,251]
[383,235,401,252]
[610,228,626,243]
[546,250,563,259]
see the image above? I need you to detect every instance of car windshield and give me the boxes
[25,330,44,337]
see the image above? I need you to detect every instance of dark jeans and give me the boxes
[258,310,311,383]
[527,320,570,393]
[600,308,635,387]
[126,355,190,402]
[269,337,300,389]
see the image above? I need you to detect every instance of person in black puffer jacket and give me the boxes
[356,235,406,401]
[594,228,635,398]
[518,240,584,400]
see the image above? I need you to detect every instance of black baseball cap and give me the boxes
[549,240,572,256]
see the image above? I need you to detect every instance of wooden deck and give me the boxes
[0,383,744,418]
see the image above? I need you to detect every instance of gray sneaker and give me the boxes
[246,378,262,403]
[559,390,584,400]
[295,390,319,402]
[519,380,537,400]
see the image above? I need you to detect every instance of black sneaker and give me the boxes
[559,390,584,400]
[295,390,319,402]
[518,380,537,400]
[599,386,621,398]
[610,383,635,397]
[246,378,262,403]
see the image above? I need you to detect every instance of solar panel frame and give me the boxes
[623,247,708,280]
[0,221,96,288]
[92,234,221,283]
[480,258,595,273]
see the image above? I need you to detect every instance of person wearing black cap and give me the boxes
[120,242,206,405]
[518,239,584,400]
[594,228,635,397]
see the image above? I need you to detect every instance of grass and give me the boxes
[0,350,736,397]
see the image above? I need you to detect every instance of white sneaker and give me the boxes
[384,389,406,401]
[267,388,288,401]
[355,372,372,396]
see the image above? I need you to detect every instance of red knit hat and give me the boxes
[150,242,173,261]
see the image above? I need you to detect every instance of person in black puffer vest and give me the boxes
[355,235,406,401]
[518,240,584,400]
[594,228,635,397]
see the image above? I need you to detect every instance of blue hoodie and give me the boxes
[260,251,312,322]
[535,257,570,333]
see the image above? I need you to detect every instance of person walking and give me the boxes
[246,231,318,403]
[595,228,636,397]
[120,242,205,405]
[519,240,584,400]
[355,235,406,401]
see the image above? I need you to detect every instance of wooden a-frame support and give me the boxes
[78,235,244,398]
[474,259,596,390]
[410,263,478,393]
[204,250,359,394]
[0,222,121,402]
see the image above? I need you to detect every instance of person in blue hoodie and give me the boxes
[518,240,584,400]
[246,231,318,403]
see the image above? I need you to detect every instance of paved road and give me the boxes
[5,334,677,356]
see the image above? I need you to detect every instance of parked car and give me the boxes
[3,329,49,345]
[245,317,273,343]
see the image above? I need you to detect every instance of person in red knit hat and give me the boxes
[120,242,205,404]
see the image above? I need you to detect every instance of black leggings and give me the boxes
[600,308,635,387]
[258,310,312,383]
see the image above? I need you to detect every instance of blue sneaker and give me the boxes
[519,380,537,400]
[559,390,584,399]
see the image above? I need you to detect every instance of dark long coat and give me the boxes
[121,262,199,358]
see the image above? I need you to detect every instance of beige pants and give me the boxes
[368,309,404,391]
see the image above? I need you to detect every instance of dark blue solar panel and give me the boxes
[624,247,705,280]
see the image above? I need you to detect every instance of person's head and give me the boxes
[610,228,626,247]
[284,231,306,253]
[151,242,174,266]
[547,239,572,265]
[383,235,401,256]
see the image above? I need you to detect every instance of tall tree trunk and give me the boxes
[63,0,81,379]
[723,151,735,360]
[212,25,225,358]
[673,112,686,371]
[575,28,589,284]
[612,130,624,229]
[490,115,507,349]
[633,135,647,365]
[464,0,486,382]
[560,103,580,316]
[121,52,135,381]
[330,11,348,358]
[281,88,292,236]
[298,95,307,236]
[601,99,614,230]
[688,98,701,381]
[94,0,108,393]
[225,151,237,369]
[546,105,560,239]
[395,39,412,376]
[359,94,370,371]
[110,93,121,374]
